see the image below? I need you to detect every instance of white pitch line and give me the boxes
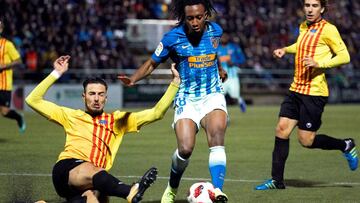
[0,172,360,185]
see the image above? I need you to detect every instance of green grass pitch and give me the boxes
[1,105,360,202]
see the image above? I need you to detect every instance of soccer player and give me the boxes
[0,19,26,133]
[217,32,247,112]
[26,55,181,202]
[119,0,229,202]
[255,0,358,190]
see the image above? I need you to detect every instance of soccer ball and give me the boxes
[187,182,215,203]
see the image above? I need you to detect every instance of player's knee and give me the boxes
[0,107,9,116]
[69,166,100,188]
[275,124,290,139]
[298,135,314,147]
[177,146,193,159]
[297,130,316,147]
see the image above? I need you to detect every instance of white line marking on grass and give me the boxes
[0,172,51,177]
[1,172,360,186]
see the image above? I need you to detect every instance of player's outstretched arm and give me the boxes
[134,63,180,128]
[25,55,70,119]
[118,58,159,86]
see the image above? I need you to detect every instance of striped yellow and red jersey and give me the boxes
[26,71,179,171]
[285,19,350,96]
[0,38,21,91]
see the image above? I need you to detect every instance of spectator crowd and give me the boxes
[0,0,359,80]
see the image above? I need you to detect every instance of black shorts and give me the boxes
[52,158,86,200]
[0,90,11,107]
[279,91,327,131]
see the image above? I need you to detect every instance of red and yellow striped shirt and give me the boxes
[286,19,350,96]
[26,72,179,171]
[0,38,20,91]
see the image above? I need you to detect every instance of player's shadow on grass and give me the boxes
[286,179,354,188]
[0,138,8,143]
[143,200,188,203]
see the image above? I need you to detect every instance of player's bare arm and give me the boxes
[118,58,159,86]
[273,47,286,58]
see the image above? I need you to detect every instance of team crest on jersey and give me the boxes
[211,37,219,48]
[310,29,317,33]
[99,119,108,125]
[155,42,163,56]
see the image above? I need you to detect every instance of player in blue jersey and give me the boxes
[119,0,228,202]
[218,32,247,112]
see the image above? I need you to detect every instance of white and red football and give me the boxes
[187,182,215,203]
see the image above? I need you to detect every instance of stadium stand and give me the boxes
[0,1,359,73]
[1,0,359,103]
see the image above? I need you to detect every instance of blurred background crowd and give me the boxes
[0,0,359,81]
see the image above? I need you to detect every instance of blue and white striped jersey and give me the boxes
[152,21,223,100]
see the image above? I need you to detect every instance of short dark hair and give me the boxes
[319,0,328,7]
[171,0,217,24]
[82,77,108,92]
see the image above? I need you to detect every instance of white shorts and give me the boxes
[222,77,240,99]
[173,93,228,130]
